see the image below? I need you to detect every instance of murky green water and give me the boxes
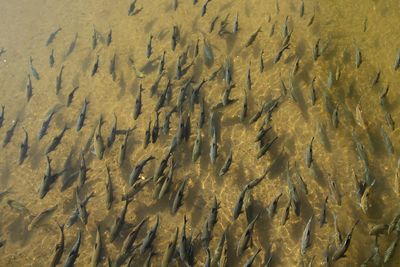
[1,0,400,266]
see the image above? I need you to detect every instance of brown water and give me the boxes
[1,0,400,266]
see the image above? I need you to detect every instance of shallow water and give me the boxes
[1,0,400,266]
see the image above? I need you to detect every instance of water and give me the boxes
[0,0,400,266]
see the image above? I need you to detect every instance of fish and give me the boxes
[49,223,64,267]
[299,0,304,17]
[0,105,4,129]
[280,195,291,225]
[91,55,99,76]
[152,111,160,143]
[26,74,33,102]
[312,38,320,61]
[46,27,62,46]
[328,176,341,206]
[110,199,131,242]
[27,205,57,231]
[385,111,395,131]
[243,248,261,267]
[233,186,248,220]
[237,213,260,256]
[19,127,29,165]
[146,35,153,58]
[209,16,219,33]
[161,227,179,267]
[63,231,81,267]
[45,124,69,154]
[109,53,116,81]
[39,156,55,199]
[355,44,362,68]
[332,104,339,128]
[245,26,262,47]
[256,136,278,159]
[140,215,160,255]
[380,126,394,155]
[300,215,313,255]
[331,220,359,261]
[119,128,133,166]
[171,25,180,51]
[129,155,155,186]
[105,165,113,210]
[92,27,97,49]
[218,150,232,176]
[91,224,102,267]
[162,107,176,135]
[274,43,290,64]
[65,33,78,57]
[76,188,89,225]
[106,113,118,148]
[55,65,64,94]
[203,37,214,66]
[29,56,40,80]
[106,29,112,46]
[232,12,239,33]
[360,181,375,213]
[119,217,148,260]
[201,0,211,17]
[305,137,314,168]
[267,192,282,218]
[132,83,144,120]
[38,105,62,140]
[383,236,399,263]
[394,49,400,71]
[371,70,380,86]
[94,117,105,160]
[319,196,328,227]
[246,62,252,90]
[76,98,89,132]
[128,0,141,16]
[144,121,151,149]
[66,86,79,107]
[65,192,94,228]
[210,126,218,164]
[369,224,388,236]
[78,151,87,187]
[172,176,189,214]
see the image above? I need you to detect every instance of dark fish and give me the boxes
[65,33,78,57]
[328,176,341,205]
[371,70,380,86]
[383,236,399,263]
[45,124,69,154]
[91,224,102,267]
[133,84,144,120]
[203,37,214,66]
[209,16,219,33]
[312,38,320,61]
[38,105,62,140]
[171,25,180,51]
[29,56,40,80]
[243,248,261,267]
[201,0,211,17]
[140,215,160,254]
[110,199,131,242]
[385,111,395,131]
[305,137,314,168]
[119,128,133,166]
[65,192,94,228]
[274,44,290,64]
[210,126,218,164]
[129,155,155,186]
[355,44,362,68]
[0,105,4,129]
[128,0,139,16]
[152,111,160,143]
[259,50,264,73]
[331,220,359,261]
[144,120,151,149]
[3,118,18,147]
[19,127,29,165]
[299,0,304,17]
[122,177,152,201]
[161,227,179,267]
[381,126,394,155]
[332,104,339,128]
[300,215,313,255]
[394,49,400,71]
[172,177,189,214]
[158,157,176,199]
[218,150,232,176]
[158,51,166,75]
[49,223,64,267]
[192,129,202,162]
[232,12,239,33]
[26,74,33,102]
[163,107,176,135]
[240,89,248,123]
[256,136,278,159]
[319,196,328,227]
[106,29,112,46]
[237,214,260,256]
[76,188,89,225]
[66,86,79,107]
[46,27,62,46]
[308,9,315,26]
[233,186,248,220]
[267,192,282,218]
[146,35,153,59]
[92,28,97,50]
[78,151,87,187]
[119,217,147,260]
[109,53,116,81]
[201,220,211,248]
[105,165,113,210]
[245,26,262,47]
[107,113,117,147]
[63,231,81,267]
[76,98,89,132]
[91,55,99,76]
[56,65,64,94]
